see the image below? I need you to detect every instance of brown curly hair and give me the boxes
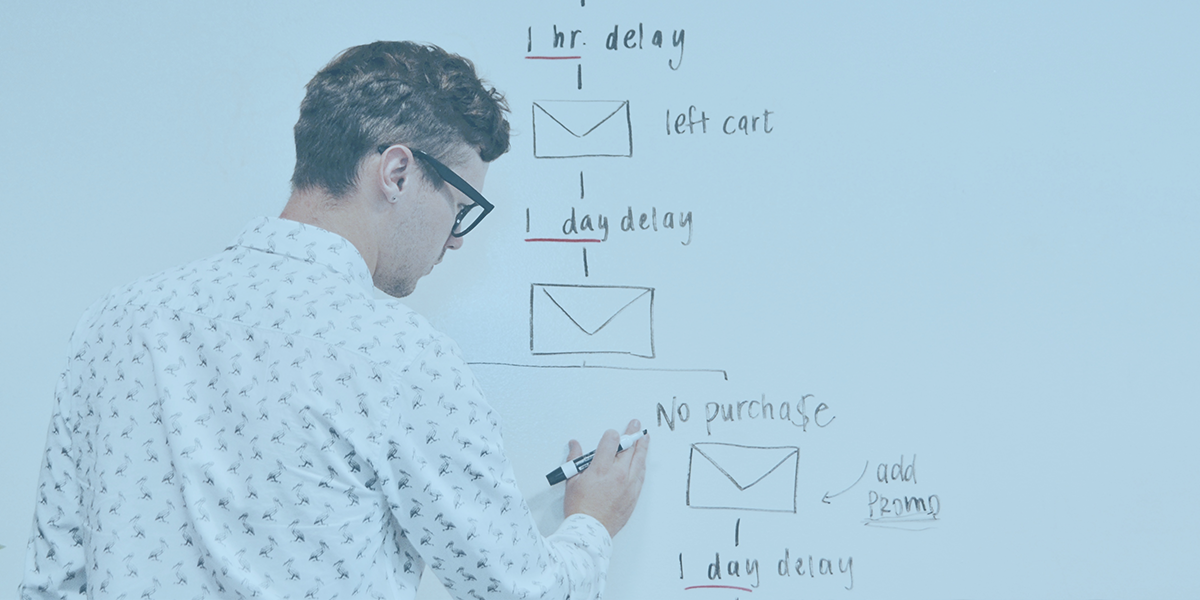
[290,41,511,198]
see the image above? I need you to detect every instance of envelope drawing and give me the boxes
[530,283,654,358]
[687,443,799,513]
[532,100,633,158]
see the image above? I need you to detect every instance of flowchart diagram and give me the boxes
[475,6,944,597]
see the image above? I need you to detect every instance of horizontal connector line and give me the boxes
[468,361,729,380]
[685,585,753,592]
[525,56,582,60]
[524,238,603,243]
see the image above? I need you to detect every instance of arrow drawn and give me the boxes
[822,461,869,504]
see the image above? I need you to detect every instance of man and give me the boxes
[22,41,648,600]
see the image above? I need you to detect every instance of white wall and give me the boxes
[2,1,1198,598]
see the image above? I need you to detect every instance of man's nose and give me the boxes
[445,234,464,251]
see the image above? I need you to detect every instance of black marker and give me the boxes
[546,429,648,485]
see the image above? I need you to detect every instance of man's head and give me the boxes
[284,41,510,297]
[291,41,510,198]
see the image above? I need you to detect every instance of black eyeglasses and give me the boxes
[376,144,494,237]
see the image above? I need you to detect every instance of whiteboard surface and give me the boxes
[1,2,1197,598]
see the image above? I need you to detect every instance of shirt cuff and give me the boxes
[560,512,613,547]
[547,513,614,599]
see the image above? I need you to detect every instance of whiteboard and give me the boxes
[1,1,1197,598]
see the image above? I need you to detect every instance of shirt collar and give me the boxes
[229,217,375,295]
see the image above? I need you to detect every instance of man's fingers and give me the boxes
[615,428,649,471]
[630,435,649,479]
[591,429,621,473]
[613,419,644,469]
[577,421,646,476]
[623,419,641,436]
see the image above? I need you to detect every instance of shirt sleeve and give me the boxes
[371,338,612,600]
[544,514,612,599]
[21,368,89,599]
[21,297,113,599]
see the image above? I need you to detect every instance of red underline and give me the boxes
[525,56,582,60]
[685,585,753,592]
[524,238,603,243]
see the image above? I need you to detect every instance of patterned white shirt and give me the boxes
[21,217,611,600]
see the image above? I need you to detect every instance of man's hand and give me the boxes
[563,419,650,539]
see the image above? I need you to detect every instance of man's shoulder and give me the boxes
[80,249,231,328]
[196,246,462,374]
[75,222,465,376]
[295,293,458,370]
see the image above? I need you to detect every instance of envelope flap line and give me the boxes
[693,445,798,491]
[534,101,628,138]
[541,287,650,335]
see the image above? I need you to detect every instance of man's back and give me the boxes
[22,218,610,599]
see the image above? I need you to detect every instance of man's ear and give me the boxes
[378,145,416,203]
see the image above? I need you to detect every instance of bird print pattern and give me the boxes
[21,217,611,600]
